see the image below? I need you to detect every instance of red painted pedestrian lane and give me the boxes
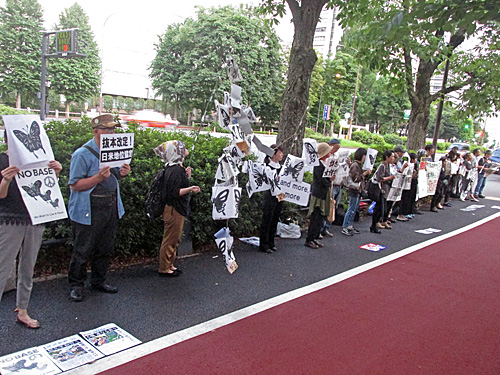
[100,217,500,375]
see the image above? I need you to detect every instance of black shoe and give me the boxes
[370,226,381,234]
[443,202,453,207]
[158,270,180,277]
[91,283,118,294]
[70,287,84,302]
[260,248,273,254]
[351,227,361,234]
[341,228,353,236]
[478,194,485,198]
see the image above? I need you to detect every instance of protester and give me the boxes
[371,150,396,233]
[459,152,477,202]
[154,140,200,275]
[399,152,418,219]
[0,132,62,328]
[342,148,371,236]
[475,150,492,198]
[443,150,458,206]
[305,142,333,249]
[258,144,284,253]
[393,146,410,222]
[320,138,341,238]
[68,114,131,302]
[469,148,481,200]
[430,156,447,212]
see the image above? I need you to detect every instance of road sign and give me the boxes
[403,110,411,120]
[323,105,331,120]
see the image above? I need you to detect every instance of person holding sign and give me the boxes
[371,150,396,233]
[259,144,284,253]
[305,143,333,249]
[154,140,200,276]
[0,132,62,328]
[68,115,131,302]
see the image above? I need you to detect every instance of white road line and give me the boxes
[68,212,500,375]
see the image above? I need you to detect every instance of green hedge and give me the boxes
[41,118,265,257]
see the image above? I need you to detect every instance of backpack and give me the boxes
[144,168,167,219]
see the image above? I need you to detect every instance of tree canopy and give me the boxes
[336,0,500,149]
[0,0,44,108]
[48,3,100,113]
[150,5,284,124]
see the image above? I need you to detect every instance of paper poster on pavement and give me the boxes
[214,227,238,274]
[80,324,141,356]
[99,133,134,169]
[41,335,104,372]
[0,347,61,375]
[414,228,442,234]
[359,243,387,252]
[15,165,68,225]
[3,115,55,170]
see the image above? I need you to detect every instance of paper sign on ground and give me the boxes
[99,133,134,168]
[15,165,68,225]
[359,243,387,252]
[414,228,442,234]
[278,176,311,206]
[0,347,61,375]
[460,205,485,212]
[491,206,500,210]
[79,324,141,356]
[239,237,260,247]
[41,335,104,372]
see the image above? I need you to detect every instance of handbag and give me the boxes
[327,199,336,222]
[367,179,381,202]
[344,175,361,190]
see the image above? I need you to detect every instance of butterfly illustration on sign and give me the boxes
[218,240,227,262]
[283,159,305,182]
[304,143,318,164]
[13,121,46,158]
[234,189,241,212]
[369,154,375,165]
[213,189,229,215]
[21,180,59,208]
[252,166,268,188]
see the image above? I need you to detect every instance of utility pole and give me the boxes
[432,58,450,154]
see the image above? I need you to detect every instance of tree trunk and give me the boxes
[65,101,70,118]
[406,60,435,151]
[15,92,21,109]
[276,0,327,156]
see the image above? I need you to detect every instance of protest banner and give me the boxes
[302,138,319,166]
[99,133,134,169]
[280,155,306,182]
[212,186,241,220]
[417,161,428,198]
[4,115,54,169]
[363,148,378,170]
[278,176,311,206]
[15,166,67,225]
[426,162,441,195]
[214,227,238,274]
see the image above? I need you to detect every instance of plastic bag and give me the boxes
[276,222,301,239]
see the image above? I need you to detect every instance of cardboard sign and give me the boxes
[302,138,319,167]
[214,227,238,274]
[99,133,134,168]
[15,165,68,225]
[426,161,441,196]
[417,161,428,199]
[322,155,338,179]
[280,155,306,182]
[4,115,55,169]
[212,186,241,220]
[278,176,311,206]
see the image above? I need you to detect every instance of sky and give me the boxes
[22,0,294,100]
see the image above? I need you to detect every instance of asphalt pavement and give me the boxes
[1,175,499,357]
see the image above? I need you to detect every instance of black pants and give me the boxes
[431,180,445,209]
[307,207,325,242]
[371,195,386,228]
[68,196,118,288]
[401,179,417,215]
[259,191,283,251]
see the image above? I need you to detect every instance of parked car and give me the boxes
[489,148,500,163]
[447,142,470,153]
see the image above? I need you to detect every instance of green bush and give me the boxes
[351,129,374,145]
[0,105,25,126]
[383,133,404,147]
[43,119,265,258]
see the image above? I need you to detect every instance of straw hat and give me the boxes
[317,142,333,159]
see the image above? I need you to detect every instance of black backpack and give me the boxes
[145,168,167,219]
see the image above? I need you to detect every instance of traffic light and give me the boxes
[55,29,78,55]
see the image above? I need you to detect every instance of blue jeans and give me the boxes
[343,193,361,229]
[474,174,487,196]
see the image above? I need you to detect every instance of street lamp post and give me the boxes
[99,13,118,115]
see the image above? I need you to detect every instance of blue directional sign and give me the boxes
[322,105,331,120]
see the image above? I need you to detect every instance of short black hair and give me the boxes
[472,148,481,155]
[424,144,435,151]
[409,152,417,161]
[354,147,367,161]
[382,150,393,160]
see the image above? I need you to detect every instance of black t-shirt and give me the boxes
[164,164,190,217]
[0,153,31,225]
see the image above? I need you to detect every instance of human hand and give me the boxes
[49,160,62,177]
[190,186,200,194]
[185,166,192,178]
[1,166,19,181]
[120,163,131,177]
[99,166,111,180]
